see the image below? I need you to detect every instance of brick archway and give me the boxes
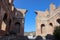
[41,24,45,33]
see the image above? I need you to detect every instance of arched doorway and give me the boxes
[15,22,20,33]
[13,22,20,34]
[41,24,45,33]
[9,22,20,35]
[3,13,7,22]
[1,13,7,31]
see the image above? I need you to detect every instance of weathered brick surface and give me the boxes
[35,3,60,36]
[0,0,27,36]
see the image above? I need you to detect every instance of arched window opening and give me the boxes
[41,24,45,27]
[49,23,53,26]
[41,24,45,33]
[57,19,60,24]
[3,13,7,22]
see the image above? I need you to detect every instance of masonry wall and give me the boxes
[35,4,60,36]
[0,0,27,36]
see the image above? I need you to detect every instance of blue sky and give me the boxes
[14,0,60,32]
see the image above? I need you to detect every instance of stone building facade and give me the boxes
[35,4,60,36]
[0,0,27,36]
